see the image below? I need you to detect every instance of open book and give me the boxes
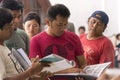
[11,50,75,73]
[54,62,111,80]
[11,48,32,70]
[39,54,76,73]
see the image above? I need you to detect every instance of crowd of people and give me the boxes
[0,0,119,80]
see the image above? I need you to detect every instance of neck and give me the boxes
[87,34,103,40]
[27,33,33,40]
[28,36,32,40]
[45,27,53,36]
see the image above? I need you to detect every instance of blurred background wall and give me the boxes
[49,0,120,37]
[5,0,120,39]
[17,0,51,31]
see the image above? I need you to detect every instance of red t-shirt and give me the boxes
[29,31,84,80]
[80,34,115,67]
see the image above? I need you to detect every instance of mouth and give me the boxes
[90,28,96,31]
[59,31,64,34]
[89,29,96,34]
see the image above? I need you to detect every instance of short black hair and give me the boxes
[0,8,13,30]
[0,0,23,11]
[46,4,70,21]
[116,33,120,40]
[78,26,85,31]
[23,12,41,26]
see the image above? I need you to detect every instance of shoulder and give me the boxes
[101,36,112,43]
[31,31,46,41]
[15,28,28,37]
[15,28,26,34]
[97,36,113,47]
[0,45,10,58]
[65,31,78,38]
[64,31,80,43]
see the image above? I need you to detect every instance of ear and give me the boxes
[103,25,107,32]
[45,18,50,26]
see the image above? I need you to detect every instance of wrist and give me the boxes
[26,68,33,78]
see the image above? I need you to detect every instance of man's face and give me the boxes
[0,22,13,41]
[88,17,106,37]
[79,29,85,34]
[47,15,68,37]
[12,10,22,30]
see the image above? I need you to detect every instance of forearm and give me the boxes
[76,56,86,68]
[4,69,31,80]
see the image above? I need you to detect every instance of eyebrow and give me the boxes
[92,18,102,22]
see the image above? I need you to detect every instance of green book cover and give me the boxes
[40,54,65,62]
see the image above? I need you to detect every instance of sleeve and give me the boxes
[19,29,30,55]
[29,37,41,58]
[73,35,85,68]
[26,35,30,55]
[99,40,115,67]
[75,35,84,56]
[0,57,6,80]
[22,30,30,55]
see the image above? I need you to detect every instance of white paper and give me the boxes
[83,62,111,77]
[55,62,111,79]
[40,54,75,73]
[17,48,31,66]
[11,48,31,70]
[105,68,120,76]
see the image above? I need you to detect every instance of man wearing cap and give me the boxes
[80,10,115,67]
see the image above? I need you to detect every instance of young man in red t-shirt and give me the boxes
[80,11,115,67]
[29,4,86,80]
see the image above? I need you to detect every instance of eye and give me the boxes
[64,24,67,26]
[90,20,95,24]
[32,24,38,27]
[97,21,104,26]
[98,22,102,25]
[57,24,62,27]
[17,15,22,19]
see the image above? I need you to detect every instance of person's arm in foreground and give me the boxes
[97,72,120,80]
[29,71,53,80]
[4,56,50,80]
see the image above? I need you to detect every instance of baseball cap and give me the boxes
[90,10,109,25]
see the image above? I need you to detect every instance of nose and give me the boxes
[29,26,34,31]
[14,17,20,23]
[92,22,98,28]
[60,26,66,32]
